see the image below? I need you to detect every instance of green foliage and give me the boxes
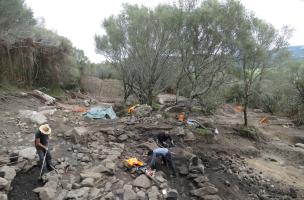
[0,0,36,41]
[195,127,212,135]
[237,126,261,141]
[47,87,65,97]
[73,48,89,76]
[162,112,170,119]
[229,0,291,125]
[0,0,86,90]
[151,102,161,111]
[225,83,243,103]
[84,63,118,79]
[96,4,178,104]
[198,88,226,114]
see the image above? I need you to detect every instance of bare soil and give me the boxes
[8,166,42,200]
[1,91,304,199]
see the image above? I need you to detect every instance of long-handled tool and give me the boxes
[50,165,59,174]
[38,151,47,180]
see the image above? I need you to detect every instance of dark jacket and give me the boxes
[35,130,49,150]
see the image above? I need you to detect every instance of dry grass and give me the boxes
[80,76,123,103]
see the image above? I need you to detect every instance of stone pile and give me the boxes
[0,166,16,200]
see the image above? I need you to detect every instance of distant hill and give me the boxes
[289,45,304,60]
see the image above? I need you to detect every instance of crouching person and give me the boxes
[147,148,177,177]
[155,132,174,148]
[35,124,54,172]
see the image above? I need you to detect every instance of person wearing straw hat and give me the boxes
[35,124,54,172]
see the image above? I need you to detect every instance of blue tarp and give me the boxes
[84,107,117,119]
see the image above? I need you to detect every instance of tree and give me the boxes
[95,4,177,105]
[73,48,89,76]
[0,0,82,89]
[290,62,304,103]
[0,0,36,42]
[172,0,241,107]
[233,2,292,126]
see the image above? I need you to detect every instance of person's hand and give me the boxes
[44,146,48,151]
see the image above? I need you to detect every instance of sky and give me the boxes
[25,0,304,63]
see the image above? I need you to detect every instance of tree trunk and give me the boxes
[7,47,13,81]
[175,75,183,105]
[147,89,153,106]
[188,92,195,112]
[243,95,248,126]
[175,88,179,105]
[122,79,129,103]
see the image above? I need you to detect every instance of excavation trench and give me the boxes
[8,166,42,200]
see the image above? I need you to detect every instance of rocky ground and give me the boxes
[0,91,304,200]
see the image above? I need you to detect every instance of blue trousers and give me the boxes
[37,149,53,172]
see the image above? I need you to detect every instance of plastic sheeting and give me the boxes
[84,106,117,119]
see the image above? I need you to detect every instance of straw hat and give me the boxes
[39,124,51,135]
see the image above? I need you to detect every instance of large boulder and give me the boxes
[0,156,9,166]
[137,191,146,200]
[0,166,16,181]
[33,187,56,200]
[194,176,209,184]
[123,184,137,200]
[81,178,95,187]
[133,105,152,118]
[203,195,222,200]
[67,127,89,144]
[157,94,176,105]
[80,172,102,180]
[178,165,189,176]
[118,134,128,142]
[189,156,205,175]
[133,174,151,189]
[33,180,58,200]
[56,189,68,200]
[148,186,160,199]
[66,187,90,199]
[0,178,8,190]
[18,110,47,124]
[0,193,7,200]
[295,143,304,149]
[18,147,36,160]
[184,130,196,141]
[89,188,101,199]
[103,192,114,200]
[101,159,116,175]
[190,186,218,197]
[88,164,108,174]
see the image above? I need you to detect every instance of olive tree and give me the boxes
[95,4,177,105]
[172,0,241,107]
[233,2,292,126]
